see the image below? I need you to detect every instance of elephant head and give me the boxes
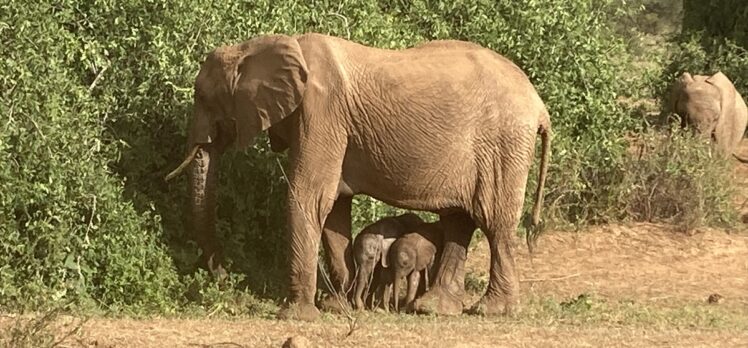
[671,72,722,136]
[670,71,748,161]
[165,35,308,273]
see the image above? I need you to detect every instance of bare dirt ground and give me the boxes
[3,143,747,348]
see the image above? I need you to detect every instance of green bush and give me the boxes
[621,128,737,231]
[0,0,652,312]
[0,2,180,312]
[662,1,748,110]
[683,0,748,50]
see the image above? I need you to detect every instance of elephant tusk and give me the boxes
[164,145,200,182]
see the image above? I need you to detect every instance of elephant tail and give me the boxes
[528,112,552,253]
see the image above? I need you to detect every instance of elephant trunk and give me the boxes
[353,260,368,310]
[393,272,402,312]
[188,144,224,276]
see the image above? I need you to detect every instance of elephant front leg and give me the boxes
[319,196,354,313]
[277,193,328,321]
[414,213,475,316]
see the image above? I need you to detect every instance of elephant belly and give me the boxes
[339,145,474,212]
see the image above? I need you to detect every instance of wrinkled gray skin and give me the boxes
[671,71,748,162]
[167,33,552,321]
[352,213,424,310]
[382,221,444,313]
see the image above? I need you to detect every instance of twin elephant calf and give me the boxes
[352,213,444,313]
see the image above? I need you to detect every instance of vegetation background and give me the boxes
[0,0,745,315]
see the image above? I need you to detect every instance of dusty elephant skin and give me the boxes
[670,71,748,162]
[352,213,424,311]
[382,221,444,313]
[166,33,552,321]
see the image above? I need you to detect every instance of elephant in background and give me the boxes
[382,221,444,313]
[166,33,551,321]
[352,213,424,310]
[670,71,748,162]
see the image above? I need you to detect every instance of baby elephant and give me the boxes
[383,221,444,313]
[352,213,424,310]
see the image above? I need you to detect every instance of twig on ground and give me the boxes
[51,317,89,348]
[520,272,582,283]
[188,342,246,348]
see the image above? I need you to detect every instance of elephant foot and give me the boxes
[318,294,352,314]
[467,292,518,317]
[277,302,320,322]
[413,285,464,316]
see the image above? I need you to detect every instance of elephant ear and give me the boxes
[232,35,308,149]
[707,72,741,153]
[706,71,737,118]
[380,237,396,268]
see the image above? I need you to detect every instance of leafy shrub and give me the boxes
[682,0,748,50]
[0,2,180,312]
[661,1,748,110]
[621,128,737,231]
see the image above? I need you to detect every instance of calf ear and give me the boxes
[380,237,396,268]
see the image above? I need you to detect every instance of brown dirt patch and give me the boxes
[466,223,748,306]
[17,315,745,348]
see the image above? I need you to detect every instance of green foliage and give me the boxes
[683,0,748,49]
[1,2,180,312]
[663,1,748,105]
[621,128,737,231]
[664,34,748,96]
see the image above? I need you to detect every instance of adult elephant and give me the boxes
[166,33,551,321]
[670,71,748,162]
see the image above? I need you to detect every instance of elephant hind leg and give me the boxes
[320,196,354,313]
[413,212,475,316]
[469,222,519,316]
[469,154,533,316]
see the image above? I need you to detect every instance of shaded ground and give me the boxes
[2,220,746,347]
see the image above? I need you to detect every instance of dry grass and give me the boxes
[16,314,745,348]
[2,220,747,347]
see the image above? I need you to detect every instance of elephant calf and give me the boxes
[352,213,424,310]
[382,221,445,313]
[670,71,748,162]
